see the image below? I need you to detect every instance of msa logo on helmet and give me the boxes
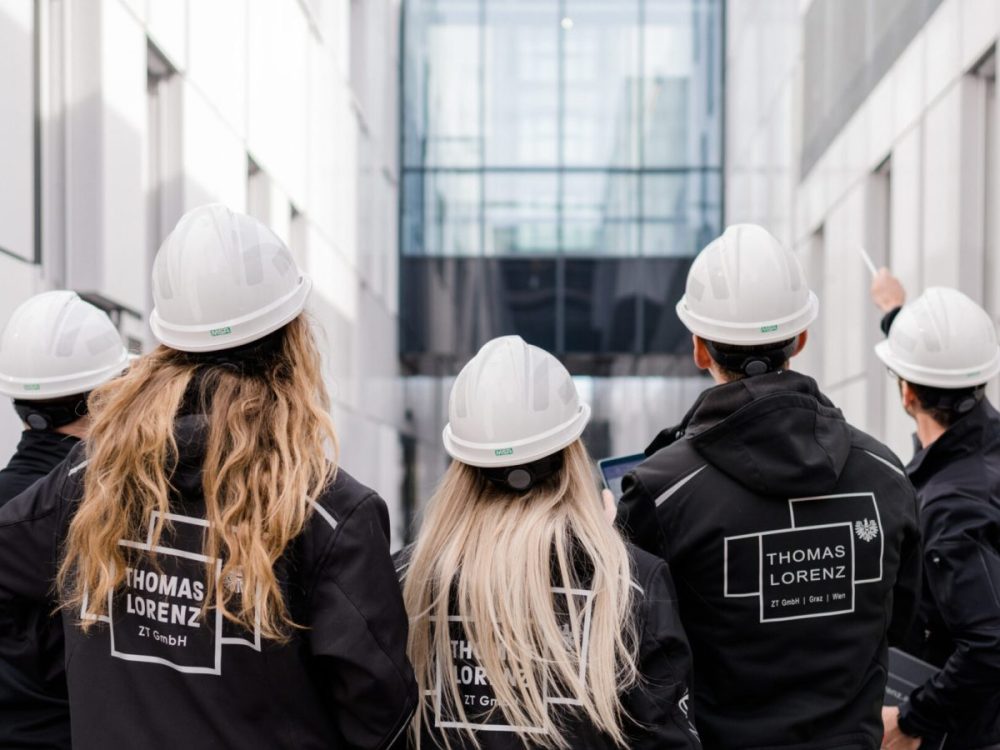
[760,324,779,333]
[209,326,233,337]
[494,447,514,457]
[23,383,40,391]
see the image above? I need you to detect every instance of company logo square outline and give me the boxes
[756,521,856,623]
[432,586,594,733]
[82,511,262,675]
[788,492,884,584]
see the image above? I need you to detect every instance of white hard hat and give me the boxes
[0,291,130,400]
[150,204,312,352]
[875,287,1000,389]
[676,223,819,345]
[443,336,591,468]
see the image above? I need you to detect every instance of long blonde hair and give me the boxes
[403,440,638,749]
[58,315,337,640]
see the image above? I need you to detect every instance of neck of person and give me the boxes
[913,411,947,449]
[22,417,89,440]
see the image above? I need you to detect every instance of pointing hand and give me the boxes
[871,269,906,313]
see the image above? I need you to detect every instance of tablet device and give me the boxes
[885,647,946,749]
[597,453,645,502]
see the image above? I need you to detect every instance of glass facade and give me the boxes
[400,0,724,371]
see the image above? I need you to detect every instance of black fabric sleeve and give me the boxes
[888,486,922,647]
[622,561,701,749]
[307,493,417,750]
[0,456,78,603]
[617,472,667,559]
[898,495,1000,738]
[880,306,902,336]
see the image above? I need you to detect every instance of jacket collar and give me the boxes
[906,399,999,483]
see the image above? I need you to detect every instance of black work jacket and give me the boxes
[618,371,922,750]
[0,429,80,507]
[896,400,1000,748]
[0,417,417,750]
[0,429,79,749]
[394,545,702,749]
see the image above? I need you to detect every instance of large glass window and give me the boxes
[402,0,723,258]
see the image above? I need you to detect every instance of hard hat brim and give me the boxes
[0,352,131,400]
[442,403,592,468]
[875,339,1000,389]
[675,291,819,346]
[150,275,313,353]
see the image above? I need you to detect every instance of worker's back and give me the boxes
[619,370,921,749]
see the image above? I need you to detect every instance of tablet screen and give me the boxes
[597,453,645,501]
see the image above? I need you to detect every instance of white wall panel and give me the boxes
[187,0,247,138]
[959,0,999,72]
[147,0,187,71]
[889,124,923,294]
[923,0,960,106]
[181,82,247,211]
[307,36,338,241]
[99,0,147,311]
[922,84,963,290]
[0,0,35,262]
[247,0,308,206]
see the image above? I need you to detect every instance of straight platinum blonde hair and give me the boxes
[403,440,639,749]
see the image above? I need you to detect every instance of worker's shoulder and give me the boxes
[633,435,709,493]
[844,423,910,483]
[311,466,386,532]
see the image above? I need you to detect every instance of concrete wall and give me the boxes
[0,0,413,546]
[726,0,1000,463]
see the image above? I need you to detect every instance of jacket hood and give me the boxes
[657,371,852,497]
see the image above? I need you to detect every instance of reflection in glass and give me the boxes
[483,173,559,255]
[484,0,560,167]
[402,172,481,255]
[562,0,640,167]
[642,171,721,256]
[561,173,639,255]
[400,0,724,362]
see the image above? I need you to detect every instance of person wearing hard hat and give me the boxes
[616,224,921,749]
[0,291,130,503]
[398,335,700,749]
[0,204,416,749]
[0,290,129,750]
[870,272,1000,750]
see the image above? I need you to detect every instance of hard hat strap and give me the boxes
[704,339,798,378]
[479,452,565,493]
[14,396,89,431]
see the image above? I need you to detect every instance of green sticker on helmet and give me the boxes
[760,324,779,333]
[23,383,40,391]
[210,326,233,337]
[495,447,514,457]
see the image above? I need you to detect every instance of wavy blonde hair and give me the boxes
[58,315,337,640]
[403,440,638,749]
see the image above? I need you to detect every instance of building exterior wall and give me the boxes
[726,0,1000,462]
[0,0,413,546]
